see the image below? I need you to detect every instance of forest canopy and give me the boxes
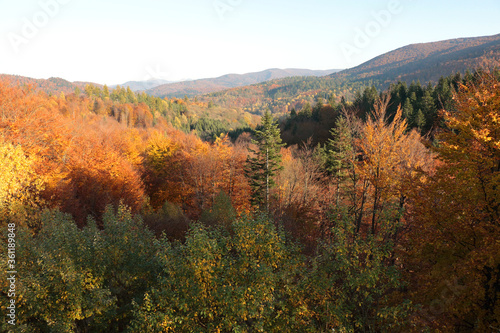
[0,70,499,332]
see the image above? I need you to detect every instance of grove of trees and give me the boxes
[0,70,499,332]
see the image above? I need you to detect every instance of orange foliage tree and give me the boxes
[0,80,146,224]
[403,72,500,331]
[357,96,433,236]
[324,97,433,239]
[274,143,331,250]
[142,127,250,221]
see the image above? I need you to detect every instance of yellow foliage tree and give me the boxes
[404,72,500,331]
[357,95,432,235]
[0,141,44,225]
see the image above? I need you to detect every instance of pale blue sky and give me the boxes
[1,0,499,84]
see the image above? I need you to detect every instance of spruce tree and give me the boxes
[421,89,436,129]
[402,98,414,125]
[323,116,355,207]
[245,110,285,212]
[414,109,426,130]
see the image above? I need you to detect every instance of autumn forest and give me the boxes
[0,61,499,333]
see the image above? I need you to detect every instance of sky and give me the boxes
[0,0,499,85]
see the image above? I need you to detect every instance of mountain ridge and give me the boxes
[332,33,500,83]
[2,34,499,106]
[145,68,342,98]
[0,74,101,94]
[110,79,175,92]
[192,33,500,119]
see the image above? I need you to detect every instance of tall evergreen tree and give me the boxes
[402,97,414,125]
[421,89,436,130]
[323,116,355,207]
[245,111,285,212]
[300,102,313,118]
[414,109,426,130]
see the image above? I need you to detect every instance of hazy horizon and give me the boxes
[1,0,499,85]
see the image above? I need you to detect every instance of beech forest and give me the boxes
[0,70,499,332]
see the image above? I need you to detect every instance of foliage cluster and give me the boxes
[0,70,499,332]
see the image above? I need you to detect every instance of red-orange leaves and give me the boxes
[0,80,146,224]
[404,72,500,331]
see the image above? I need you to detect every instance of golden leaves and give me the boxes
[0,141,44,220]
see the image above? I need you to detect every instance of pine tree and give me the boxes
[312,99,323,121]
[245,111,285,212]
[328,93,337,108]
[414,109,425,130]
[84,84,93,98]
[421,89,436,129]
[402,98,413,125]
[323,116,355,207]
[300,102,312,118]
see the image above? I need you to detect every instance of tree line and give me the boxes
[281,72,471,146]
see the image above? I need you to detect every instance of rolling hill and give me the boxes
[334,33,500,84]
[111,79,176,92]
[0,74,100,95]
[196,33,500,117]
[2,33,499,123]
[145,68,341,98]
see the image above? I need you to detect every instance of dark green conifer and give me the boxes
[245,110,285,212]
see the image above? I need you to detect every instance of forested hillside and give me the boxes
[3,34,499,134]
[280,72,466,145]
[146,68,341,98]
[0,74,98,95]
[194,34,500,119]
[335,33,500,84]
[0,68,499,331]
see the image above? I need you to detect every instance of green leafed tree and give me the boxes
[303,209,413,332]
[245,110,285,212]
[129,214,304,332]
[1,204,159,333]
